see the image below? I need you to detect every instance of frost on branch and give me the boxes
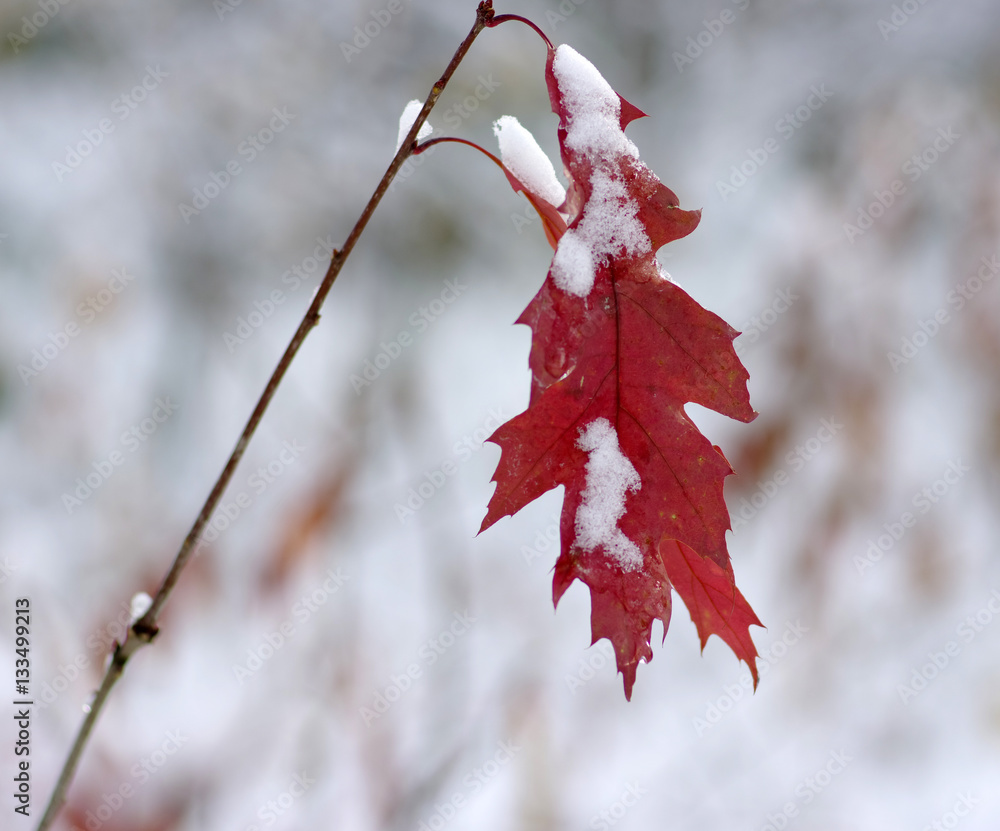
[129,592,153,623]
[481,43,762,699]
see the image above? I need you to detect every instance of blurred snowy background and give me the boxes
[3,0,1000,829]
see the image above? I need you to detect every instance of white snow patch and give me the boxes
[551,167,651,296]
[395,99,433,152]
[574,418,643,571]
[493,115,566,208]
[550,232,596,296]
[551,45,639,160]
[130,591,153,623]
[546,45,651,297]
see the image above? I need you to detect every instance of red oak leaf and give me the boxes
[481,44,762,698]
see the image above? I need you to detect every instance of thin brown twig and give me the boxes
[35,4,496,829]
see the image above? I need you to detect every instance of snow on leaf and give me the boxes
[481,43,762,699]
[493,115,566,210]
[575,418,643,572]
[551,167,651,297]
[491,117,568,249]
[396,99,433,152]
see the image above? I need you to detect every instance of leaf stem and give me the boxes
[415,135,506,169]
[34,4,496,829]
[415,135,568,248]
[488,13,554,49]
